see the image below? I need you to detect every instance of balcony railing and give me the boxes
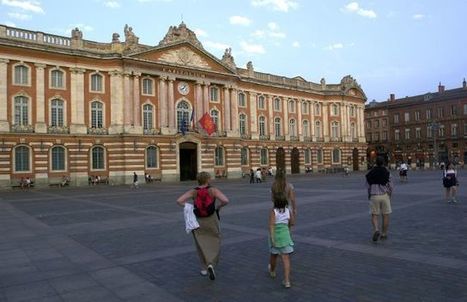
[211,130,227,137]
[87,127,108,135]
[290,136,299,142]
[275,136,285,141]
[11,124,34,133]
[48,126,69,134]
[143,128,160,135]
[330,137,342,142]
[304,136,312,142]
[259,135,270,140]
[240,134,252,139]
[315,137,324,142]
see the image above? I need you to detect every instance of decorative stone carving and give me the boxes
[71,28,82,40]
[124,24,139,45]
[247,61,254,72]
[158,47,211,69]
[221,48,236,69]
[159,22,203,49]
[112,33,120,43]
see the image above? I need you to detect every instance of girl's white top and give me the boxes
[274,208,290,224]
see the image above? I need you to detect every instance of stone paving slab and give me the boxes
[0,170,466,301]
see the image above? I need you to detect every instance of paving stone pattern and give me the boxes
[0,170,466,301]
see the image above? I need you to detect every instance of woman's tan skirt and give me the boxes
[192,213,220,268]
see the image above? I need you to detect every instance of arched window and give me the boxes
[315,120,321,138]
[332,148,341,163]
[14,96,29,125]
[210,109,219,131]
[142,78,153,95]
[274,98,281,111]
[257,95,265,109]
[274,117,281,136]
[14,65,29,85]
[238,92,246,107]
[288,100,295,113]
[239,113,246,135]
[303,120,310,137]
[51,69,64,88]
[331,121,340,138]
[143,104,154,130]
[259,116,266,136]
[315,103,321,115]
[350,122,356,139]
[14,146,30,172]
[91,146,105,170]
[176,101,190,131]
[146,146,158,168]
[215,146,224,166]
[317,149,323,164]
[260,148,268,165]
[302,101,309,114]
[91,101,103,128]
[241,147,249,165]
[51,99,64,127]
[289,119,296,136]
[51,146,66,171]
[90,73,103,92]
[304,148,311,165]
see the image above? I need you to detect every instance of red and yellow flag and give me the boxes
[198,112,216,136]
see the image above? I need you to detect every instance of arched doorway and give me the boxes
[352,148,359,171]
[276,147,285,172]
[179,142,197,181]
[291,148,300,174]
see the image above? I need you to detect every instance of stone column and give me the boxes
[132,73,142,129]
[70,67,86,134]
[283,97,289,137]
[168,77,175,132]
[230,87,239,136]
[267,95,274,137]
[249,91,258,139]
[123,72,132,130]
[159,76,168,133]
[203,82,209,117]
[297,99,303,138]
[223,87,231,132]
[0,58,9,132]
[323,102,329,142]
[195,81,203,123]
[109,70,124,134]
[358,106,365,142]
[35,63,47,133]
[310,101,315,138]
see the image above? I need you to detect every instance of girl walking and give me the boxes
[268,191,295,288]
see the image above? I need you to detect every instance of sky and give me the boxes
[1,0,466,102]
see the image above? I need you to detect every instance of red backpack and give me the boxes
[193,186,216,217]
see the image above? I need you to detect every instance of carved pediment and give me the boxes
[158,47,211,69]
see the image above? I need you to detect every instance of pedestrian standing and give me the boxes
[443,162,459,203]
[249,169,255,184]
[132,172,139,189]
[366,156,393,242]
[268,191,295,288]
[255,168,262,183]
[176,172,229,280]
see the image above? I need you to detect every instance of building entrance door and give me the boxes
[276,147,285,172]
[352,148,359,171]
[291,148,300,174]
[179,142,197,181]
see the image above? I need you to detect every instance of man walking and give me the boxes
[366,156,393,242]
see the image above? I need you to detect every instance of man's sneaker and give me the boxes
[200,270,208,276]
[207,265,216,280]
[372,231,380,242]
[283,281,291,288]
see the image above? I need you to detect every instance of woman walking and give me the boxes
[271,168,297,218]
[176,172,229,280]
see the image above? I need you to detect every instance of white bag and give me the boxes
[183,203,199,234]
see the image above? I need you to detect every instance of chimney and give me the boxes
[389,93,395,101]
[438,82,445,93]
[463,78,466,89]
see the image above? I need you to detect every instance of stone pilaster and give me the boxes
[159,76,168,134]
[230,87,238,136]
[70,67,87,134]
[358,106,365,142]
[323,103,329,142]
[132,73,142,130]
[123,72,132,130]
[203,82,209,117]
[34,63,47,133]
[223,87,231,132]
[195,81,203,124]
[310,101,315,138]
[297,99,302,138]
[267,95,274,137]
[0,58,9,132]
[168,77,175,133]
[283,97,289,137]
[109,70,124,134]
[249,92,258,139]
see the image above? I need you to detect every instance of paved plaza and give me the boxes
[0,169,466,301]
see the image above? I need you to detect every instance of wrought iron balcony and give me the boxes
[240,134,252,139]
[48,126,69,134]
[275,135,285,141]
[143,128,160,135]
[11,124,34,133]
[289,136,299,142]
[87,127,108,135]
[212,130,227,137]
[259,135,270,140]
[304,136,312,142]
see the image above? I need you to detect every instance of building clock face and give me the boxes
[178,82,189,95]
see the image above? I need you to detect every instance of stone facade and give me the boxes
[0,23,367,188]
[365,82,467,169]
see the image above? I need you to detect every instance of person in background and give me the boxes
[255,168,262,183]
[132,172,139,189]
[176,172,229,280]
[399,161,408,182]
[443,162,459,203]
[366,156,393,242]
[249,169,255,184]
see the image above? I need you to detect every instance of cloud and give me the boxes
[292,41,300,48]
[240,41,265,54]
[204,40,230,51]
[193,28,208,37]
[1,0,44,13]
[7,12,31,20]
[325,43,344,51]
[251,30,265,38]
[342,2,376,19]
[266,22,286,38]
[104,1,120,8]
[229,15,251,26]
[251,0,298,12]
[413,14,425,20]
[65,23,94,35]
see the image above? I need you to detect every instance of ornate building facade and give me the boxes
[365,82,467,168]
[0,23,367,188]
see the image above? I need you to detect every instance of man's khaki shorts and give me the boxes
[369,193,392,215]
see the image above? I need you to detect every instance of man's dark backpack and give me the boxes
[193,186,216,217]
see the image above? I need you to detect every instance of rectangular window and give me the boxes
[382,131,387,141]
[51,148,65,171]
[404,112,410,122]
[439,125,445,137]
[215,147,224,166]
[394,114,399,123]
[415,111,420,121]
[304,149,311,165]
[241,148,248,165]
[405,128,410,139]
[427,126,433,138]
[382,119,387,127]
[210,87,219,102]
[91,74,103,92]
[464,104,467,114]
[451,105,457,116]
[257,96,265,109]
[437,107,444,118]
[415,128,421,139]
[302,102,308,114]
[426,109,432,120]
[260,149,268,165]
[451,124,457,137]
[317,149,323,164]
[395,129,400,141]
[146,147,157,168]
[142,79,153,95]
